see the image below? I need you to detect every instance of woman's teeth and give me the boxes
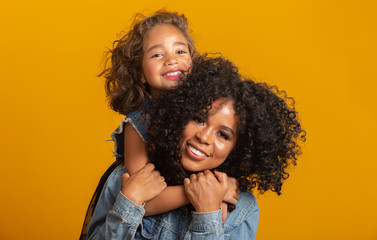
[188,145,207,157]
[164,71,182,76]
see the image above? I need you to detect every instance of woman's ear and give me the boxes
[141,74,146,84]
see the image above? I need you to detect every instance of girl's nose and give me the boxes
[164,54,178,66]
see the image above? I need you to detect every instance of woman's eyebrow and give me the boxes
[221,125,235,136]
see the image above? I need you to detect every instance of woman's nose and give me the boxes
[195,128,212,144]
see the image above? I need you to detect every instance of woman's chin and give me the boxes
[182,165,200,173]
[181,161,203,173]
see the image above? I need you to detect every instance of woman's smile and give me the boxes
[186,143,209,160]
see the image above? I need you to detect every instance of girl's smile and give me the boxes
[142,24,192,98]
[162,69,186,80]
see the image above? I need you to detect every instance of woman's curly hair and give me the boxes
[147,55,306,195]
[100,10,200,115]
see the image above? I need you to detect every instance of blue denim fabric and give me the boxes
[87,165,259,240]
[111,101,149,162]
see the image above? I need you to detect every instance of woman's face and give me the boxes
[180,99,238,172]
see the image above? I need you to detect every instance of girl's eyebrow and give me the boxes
[145,42,188,54]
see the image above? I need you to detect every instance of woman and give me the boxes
[87,56,305,239]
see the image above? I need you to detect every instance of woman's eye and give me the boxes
[177,50,187,54]
[193,116,205,124]
[218,131,230,140]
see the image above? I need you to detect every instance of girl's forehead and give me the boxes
[144,24,187,45]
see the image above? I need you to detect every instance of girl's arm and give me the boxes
[124,124,238,216]
[123,123,149,175]
[124,123,189,215]
[144,185,190,216]
[144,173,239,216]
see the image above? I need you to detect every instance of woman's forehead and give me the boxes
[205,98,235,115]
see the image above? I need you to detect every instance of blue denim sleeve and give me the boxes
[226,191,259,240]
[87,166,145,240]
[184,210,223,239]
[184,191,259,240]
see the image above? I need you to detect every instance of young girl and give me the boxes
[101,10,238,216]
[87,56,306,240]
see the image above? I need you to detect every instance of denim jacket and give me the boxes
[110,102,149,164]
[87,165,259,240]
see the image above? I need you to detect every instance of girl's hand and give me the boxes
[121,163,167,205]
[184,170,227,213]
[214,170,240,205]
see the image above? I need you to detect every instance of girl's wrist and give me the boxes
[121,189,144,206]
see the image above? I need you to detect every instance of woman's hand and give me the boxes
[121,163,167,205]
[215,170,240,205]
[184,170,227,213]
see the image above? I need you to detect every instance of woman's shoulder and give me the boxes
[238,191,258,207]
[113,164,127,175]
[224,191,259,228]
[105,164,127,185]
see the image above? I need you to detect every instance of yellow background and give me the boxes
[1,0,376,239]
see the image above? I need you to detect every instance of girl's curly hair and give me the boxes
[147,55,306,195]
[100,10,200,115]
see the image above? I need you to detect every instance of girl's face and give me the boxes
[180,99,238,172]
[142,24,193,98]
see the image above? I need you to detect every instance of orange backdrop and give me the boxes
[1,0,376,239]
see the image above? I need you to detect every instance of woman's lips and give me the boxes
[186,143,208,161]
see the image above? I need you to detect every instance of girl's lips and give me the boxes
[162,69,185,80]
[185,143,208,161]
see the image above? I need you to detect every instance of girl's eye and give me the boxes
[177,50,187,54]
[218,131,230,140]
[151,53,163,58]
